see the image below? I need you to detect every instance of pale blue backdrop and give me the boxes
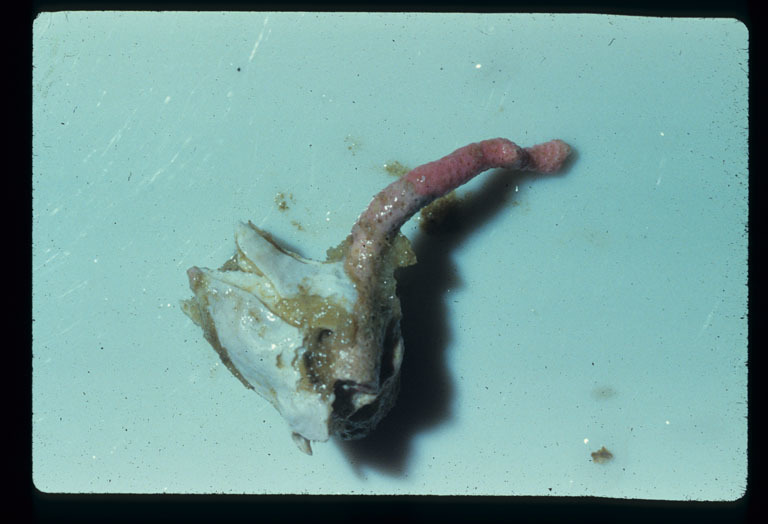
[32,12,748,498]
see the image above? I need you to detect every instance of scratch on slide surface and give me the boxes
[249,16,271,62]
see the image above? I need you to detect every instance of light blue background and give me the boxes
[32,12,748,498]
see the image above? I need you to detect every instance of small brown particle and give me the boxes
[591,446,613,464]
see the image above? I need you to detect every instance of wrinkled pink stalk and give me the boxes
[329,137,571,392]
[337,138,570,391]
[344,138,571,283]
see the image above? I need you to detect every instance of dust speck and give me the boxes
[344,135,362,155]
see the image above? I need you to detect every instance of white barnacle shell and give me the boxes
[182,222,413,454]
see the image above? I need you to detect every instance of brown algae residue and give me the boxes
[418,191,467,234]
[274,192,294,211]
[383,160,410,178]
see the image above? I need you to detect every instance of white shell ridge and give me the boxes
[182,222,361,446]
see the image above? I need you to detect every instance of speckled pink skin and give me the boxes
[406,138,570,198]
[345,138,571,284]
[340,138,570,391]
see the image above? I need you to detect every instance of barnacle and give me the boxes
[182,222,414,454]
